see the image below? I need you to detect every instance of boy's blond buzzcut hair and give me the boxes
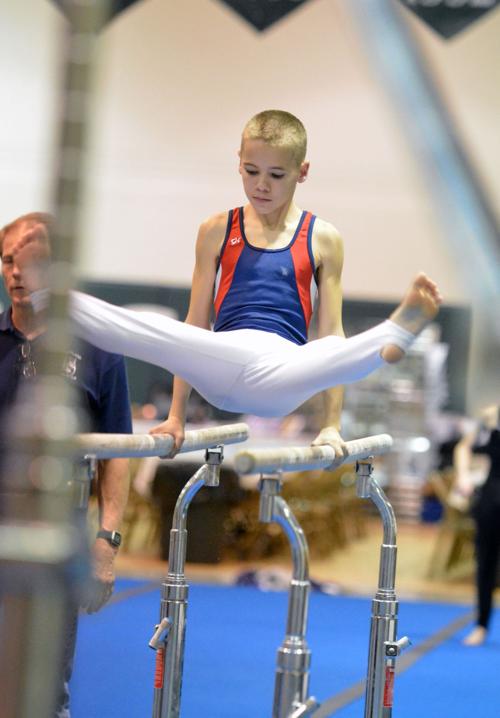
[0,212,53,256]
[242,110,307,166]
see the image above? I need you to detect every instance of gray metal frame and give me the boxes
[150,446,224,718]
[258,457,409,718]
[151,433,405,717]
[259,475,318,718]
[356,460,410,718]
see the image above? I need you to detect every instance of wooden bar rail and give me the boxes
[234,434,393,474]
[74,422,249,459]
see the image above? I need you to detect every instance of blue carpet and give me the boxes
[387,619,500,718]
[70,579,498,717]
[333,616,500,718]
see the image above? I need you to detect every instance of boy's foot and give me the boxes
[381,273,443,363]
[462,626,487,646]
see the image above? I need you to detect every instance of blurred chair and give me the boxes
[426,469,475,579]
[121,457,162,555]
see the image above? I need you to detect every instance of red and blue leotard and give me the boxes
[213,208,318,345]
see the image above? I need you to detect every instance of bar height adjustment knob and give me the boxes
[149,617,171,650]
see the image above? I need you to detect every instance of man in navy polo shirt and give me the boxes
[0,212,133,717]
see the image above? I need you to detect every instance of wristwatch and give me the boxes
[96,529,122,548]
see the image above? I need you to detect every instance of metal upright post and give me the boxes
[150,446,223,718]
[356,460,410,718]
[259,474,318,718]
[0,4,109,717]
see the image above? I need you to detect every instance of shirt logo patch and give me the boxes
[62,352,82,381]
[230,236,242,246]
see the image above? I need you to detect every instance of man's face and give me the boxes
[1,221,35,309]
[239,138,309,215]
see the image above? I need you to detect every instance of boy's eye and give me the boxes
[244,167,284,179]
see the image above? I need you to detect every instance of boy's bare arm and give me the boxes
[311,221,348,463]
[149,214,226,452]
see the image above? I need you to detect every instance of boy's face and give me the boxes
[239,138,309,215]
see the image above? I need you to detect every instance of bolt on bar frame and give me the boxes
[234,433,410,718]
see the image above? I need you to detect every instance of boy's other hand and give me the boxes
[311,426,348,469]
[149,415,185,458]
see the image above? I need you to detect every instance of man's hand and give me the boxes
[149,415,185,458]
[81,539,116,614]
[12,223,51,293]
[311,426,348,469]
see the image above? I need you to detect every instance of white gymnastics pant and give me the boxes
[64,291,414,417]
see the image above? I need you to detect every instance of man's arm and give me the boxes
[82,352,132,613]
[310,221,347,463]
[83,457,130,613]
[149,214,225,452]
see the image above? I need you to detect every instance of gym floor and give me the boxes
[71,519,500,718]
[115,518,479,605]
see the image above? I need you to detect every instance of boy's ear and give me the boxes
[298,161,310,183]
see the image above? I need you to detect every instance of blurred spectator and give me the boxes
[454,405,500,646]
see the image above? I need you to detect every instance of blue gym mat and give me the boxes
[70,579,498,718]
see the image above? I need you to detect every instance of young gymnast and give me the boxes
[15,110,442,455]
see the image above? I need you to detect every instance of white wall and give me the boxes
[0,1,63,218]
[0,0,498,308]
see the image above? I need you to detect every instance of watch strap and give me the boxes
[96,529,122,548]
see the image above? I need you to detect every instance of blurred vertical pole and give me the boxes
[0,2,109,717]
[348,0,500,410]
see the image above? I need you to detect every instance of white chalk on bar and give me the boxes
[233,434,393,474]
[74,422,249,459]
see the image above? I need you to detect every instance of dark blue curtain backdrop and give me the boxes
[216,0,311,31]
[49,0,311,31]
[49,0,500,36]
[397,0,500,39]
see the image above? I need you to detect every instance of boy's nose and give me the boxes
[256,177,270,192]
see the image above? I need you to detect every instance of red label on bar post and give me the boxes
[383,666,395,708]
[154,648,165,689]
